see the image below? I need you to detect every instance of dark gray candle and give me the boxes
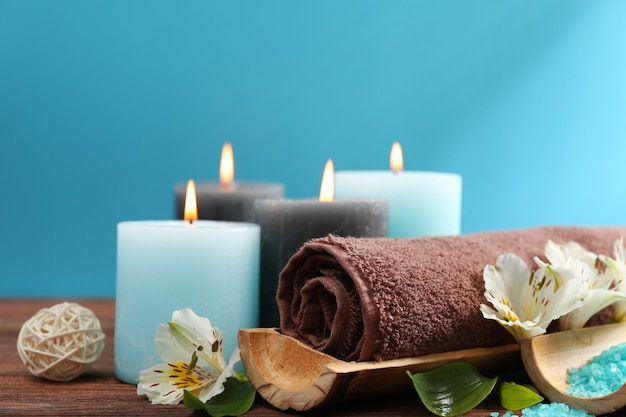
[174,143,285,222]
[174,182,284,222]
[254,198,388,327]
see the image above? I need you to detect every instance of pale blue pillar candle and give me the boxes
[114,220,260,384]
[335,171,462,238]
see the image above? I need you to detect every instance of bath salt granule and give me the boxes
[566,342,626,397]
[521,402,594,416]
[490,402,594,417]
[491,411,517,417]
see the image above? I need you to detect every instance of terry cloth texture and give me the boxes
[277,226,626,362]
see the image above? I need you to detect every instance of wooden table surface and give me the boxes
[0,299,601,416]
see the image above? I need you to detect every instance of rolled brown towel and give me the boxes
[277,226,626,362]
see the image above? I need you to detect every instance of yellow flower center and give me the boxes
[499,297,521,322]
[166,362,211,389]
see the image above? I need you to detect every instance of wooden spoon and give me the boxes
[238,328,521,411]
[520,321,626,416]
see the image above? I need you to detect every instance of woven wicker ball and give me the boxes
[17,302,106,381]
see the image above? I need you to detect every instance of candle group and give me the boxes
[114,142,462,383]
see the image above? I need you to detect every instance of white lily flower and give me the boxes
[544,240,626,330]
[480,253,584,341]
[137,308,241,405]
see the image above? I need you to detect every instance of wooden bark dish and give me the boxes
[238,328,520,411]
[521,321,626,416]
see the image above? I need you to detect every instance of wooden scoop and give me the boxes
[238,328,521,411]
[520,321,626,416]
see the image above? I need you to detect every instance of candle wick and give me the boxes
[188,219,194,225]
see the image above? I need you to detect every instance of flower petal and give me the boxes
[484,254,532,312]
[137,361,220,405]
[154,323,188,363]
[197,348,241,402]
[560,289,626,330]
[155,308,228,372]
[545,240,598,269]
[480,304,545,340]
[533,267,584,329]
[171,308,219,344]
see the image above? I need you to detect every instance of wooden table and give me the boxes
[0,299,571,416]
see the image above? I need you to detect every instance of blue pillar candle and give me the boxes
[114,220,260,384]
[335,143,462,238]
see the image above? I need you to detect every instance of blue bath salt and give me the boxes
[522,403,594,416]
[490,402,594,416]
[566,342,626,397]
[491,411,517,417]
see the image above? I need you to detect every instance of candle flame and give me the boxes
[220,142,234,185]
[390,142,403,173]
[319,159,334,202]
[184,179,198,223]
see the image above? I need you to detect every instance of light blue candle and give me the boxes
[114,220,260,384]
[335,171,462,238]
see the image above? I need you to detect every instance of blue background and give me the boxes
[2,1,626,297]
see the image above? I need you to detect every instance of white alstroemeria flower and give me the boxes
[480,253,584,341]
[543,240,626,330]
[137,308,242,405]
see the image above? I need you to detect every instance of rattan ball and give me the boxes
[17,302,106,381]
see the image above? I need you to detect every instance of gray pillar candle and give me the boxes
[174,182,285,222]
[254,198,388,328]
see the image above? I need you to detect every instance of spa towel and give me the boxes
[277,226,626,362]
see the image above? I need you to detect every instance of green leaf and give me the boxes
[498,381,543,411]
[184,389,209,410]
[406,362,497,416]
[183,377,256,417]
